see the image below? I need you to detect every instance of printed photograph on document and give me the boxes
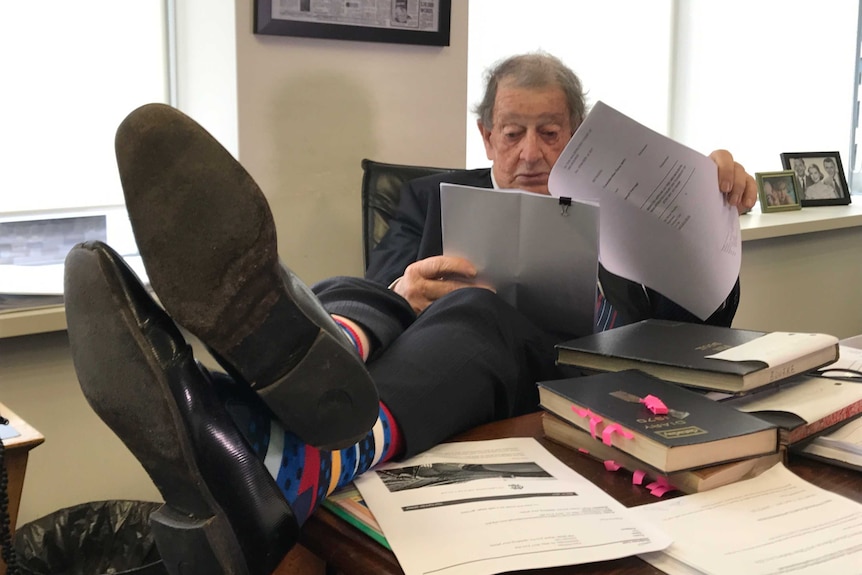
[376,461,553,492]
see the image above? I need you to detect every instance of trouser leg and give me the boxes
[367,288,564,457]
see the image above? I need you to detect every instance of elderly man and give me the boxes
[63,53,756,575]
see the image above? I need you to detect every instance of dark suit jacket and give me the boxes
[364,168,738,329]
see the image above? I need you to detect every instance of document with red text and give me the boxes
[354,437,671,575]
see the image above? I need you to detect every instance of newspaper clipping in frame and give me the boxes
[272,0,441,32]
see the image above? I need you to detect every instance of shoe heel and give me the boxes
[150,505,249,575]
[258,329,379,450]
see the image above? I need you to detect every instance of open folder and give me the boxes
[440,183,598,337]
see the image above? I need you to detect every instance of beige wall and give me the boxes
[735,228,862,339]
[234,1,469,283]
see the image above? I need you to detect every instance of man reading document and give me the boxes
[61,52,756,575]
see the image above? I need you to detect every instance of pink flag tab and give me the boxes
[604,460,621,471]
[632,470,647,485]
[641,394,669,415]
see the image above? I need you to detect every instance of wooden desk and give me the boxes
[0,402,45,575]
[300,412,862,575]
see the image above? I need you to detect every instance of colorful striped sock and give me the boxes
[224,384,403,524]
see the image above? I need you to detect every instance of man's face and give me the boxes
[824,160,837,178]
[793,159,806,176]
[478,81,574,195]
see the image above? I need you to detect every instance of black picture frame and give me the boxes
[254,0,451,47]
[779,152,852,207]
[755,170,802,213]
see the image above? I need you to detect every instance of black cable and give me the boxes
[0,434,21,575]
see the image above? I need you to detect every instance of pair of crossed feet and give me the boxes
[63,104,382,575]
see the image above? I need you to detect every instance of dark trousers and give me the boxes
[314,277,568,457]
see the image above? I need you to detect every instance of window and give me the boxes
[467,0,860,191]
[0,1,169,264]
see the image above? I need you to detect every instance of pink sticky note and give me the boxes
[601,424,619,445]
[641,394,669,415]
[578,448,590,454]
[604,460,621,471]
[588,415,602,439]
[649,484,675,497]
[571,406,590,418]
[632,470,647,485]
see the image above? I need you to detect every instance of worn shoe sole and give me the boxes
[115,103,378,450]
[65,242,299,575]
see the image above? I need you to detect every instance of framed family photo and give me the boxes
[756,171,802,213]
[779,152,851,207]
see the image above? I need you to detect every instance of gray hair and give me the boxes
[473,52,586,132]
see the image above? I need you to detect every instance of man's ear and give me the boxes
[477,119,495,161]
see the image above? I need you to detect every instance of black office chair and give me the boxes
[360,158,457,270]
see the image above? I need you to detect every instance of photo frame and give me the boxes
[779,152,851,207]
[756,171,802,213]
[254,0,451,47]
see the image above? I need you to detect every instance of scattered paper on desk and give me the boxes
[820,345,862,375]
[547,101,741,320]
[355,437,671,575]
[0,424,21,441]
[634,463,862,575]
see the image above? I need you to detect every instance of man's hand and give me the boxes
[393,255,495,314]
[709,149,757,214]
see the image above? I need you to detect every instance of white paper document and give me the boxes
[548,101,741,320]
[440,184,598,336]
[704,331,839,366]
[821,345,862,376]
[354,437,671,575]
[634,463,862,575]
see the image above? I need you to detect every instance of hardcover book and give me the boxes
[555,319,839,394]
[542,412,783,494]
[792,415,862,473]
[723,374,862,445]
[537,369,779,472]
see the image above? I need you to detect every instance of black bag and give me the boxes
[13,500,168,575]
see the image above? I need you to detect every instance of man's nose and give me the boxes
[519,131,542,163]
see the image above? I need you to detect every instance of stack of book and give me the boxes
[541,319,847,494]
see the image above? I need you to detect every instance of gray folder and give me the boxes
[440,183,598,337]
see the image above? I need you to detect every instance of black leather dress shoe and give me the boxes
[114,103,378,450]
[65,241,299,575]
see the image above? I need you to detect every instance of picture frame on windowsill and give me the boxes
[779,152,851,207]
[756,170,802,213]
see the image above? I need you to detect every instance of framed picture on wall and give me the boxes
[254,0,452,47]
[755,170,802,213]
[779,152,851,207]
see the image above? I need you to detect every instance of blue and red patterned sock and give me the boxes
[222,381,403,524]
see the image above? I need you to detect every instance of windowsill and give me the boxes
[2,201,860,339]
[740,201,862,241]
